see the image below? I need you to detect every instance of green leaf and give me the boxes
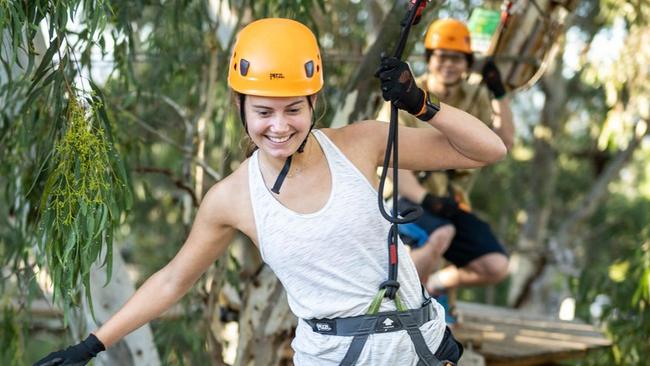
[83,268,97,322]
[25,149,52,198]
[103,229,113,286]
[97,204,108,237]
[38,168,57,213]
[632,268,650,307]
[80,200,87,217]
[27,37,59,95]
[86,213,95,240]
[63,229,77,262]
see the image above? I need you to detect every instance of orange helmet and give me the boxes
[424,19,472,54]
[228,18,324,97]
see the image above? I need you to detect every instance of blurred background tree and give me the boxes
[1,0,648,365]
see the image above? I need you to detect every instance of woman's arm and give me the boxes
[340,114,504,174]
[368,56,506,172]
[94,182,236,347]
[413,101,507,167]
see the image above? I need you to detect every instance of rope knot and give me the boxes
[380,280,400,299]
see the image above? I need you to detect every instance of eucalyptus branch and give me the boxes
[117,107,190,152]
[117,107,222,181]
[195,159,222,182]
[158,94,192,131]
[55,33,74,98]
[557,123,649,240]
[138,92,192,130]
[134,167,199,207]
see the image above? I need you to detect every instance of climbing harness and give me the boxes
[305,1,454,365]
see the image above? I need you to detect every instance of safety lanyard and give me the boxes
[376,0,429,301]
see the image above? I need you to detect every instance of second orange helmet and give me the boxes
[424,19,472,54]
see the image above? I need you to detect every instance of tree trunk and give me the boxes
[507,46,568,310]
[523,124,650,315]
[234,265,296,366]
[507,25,647,312]
[84,245,161,366]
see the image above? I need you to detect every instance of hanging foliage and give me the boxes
[38,94,132,318]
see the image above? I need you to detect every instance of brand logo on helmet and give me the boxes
[270,73,285,80]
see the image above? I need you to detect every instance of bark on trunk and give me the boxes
[84,245,161,366]
[507,47,568,309]
[234,265,296,366]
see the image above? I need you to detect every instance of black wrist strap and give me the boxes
[416,92,440,122]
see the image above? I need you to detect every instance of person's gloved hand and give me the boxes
[375,56,427,117]
[33,334,105,366]
[421,193,459,218]
[481,58,507,99]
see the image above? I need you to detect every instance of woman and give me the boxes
[34,18,505,366]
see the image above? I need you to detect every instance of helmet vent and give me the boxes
[240,59,250,76]
[304,61,314,77]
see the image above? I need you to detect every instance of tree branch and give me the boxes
[134,166,199,207]
[554,121,650,249]
[118,107,222,181]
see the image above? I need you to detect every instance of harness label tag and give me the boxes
[375,315,403,333]
[314,320,337,335]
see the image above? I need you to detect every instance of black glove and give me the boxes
[375,56,438,121]
[33,334,105,366]
[481,58,506,99]
[421,193,459,218]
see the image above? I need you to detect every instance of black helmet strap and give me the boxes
[239,95,315,194]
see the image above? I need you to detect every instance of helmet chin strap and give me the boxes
[239,95,315,194]
[270,96,314,194]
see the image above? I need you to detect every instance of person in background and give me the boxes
[377,18,514,320]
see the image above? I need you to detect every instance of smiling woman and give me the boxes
[228,18,323,194]
[34,17,505,366]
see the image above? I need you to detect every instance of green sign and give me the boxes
[468,8,501,54]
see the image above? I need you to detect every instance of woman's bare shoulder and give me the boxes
[200,159,251,227]
[321,121,387,164]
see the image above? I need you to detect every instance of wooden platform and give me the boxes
[453,302,611,366]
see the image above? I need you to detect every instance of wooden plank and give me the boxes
[453,302,611,366]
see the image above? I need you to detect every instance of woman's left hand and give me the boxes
[375,56,426,116]
[33,334,105,366]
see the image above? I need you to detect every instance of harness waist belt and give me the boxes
[304,300,435,336]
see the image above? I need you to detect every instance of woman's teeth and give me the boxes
[268,135,291,143]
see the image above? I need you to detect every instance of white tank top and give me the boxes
[248,129,445,365]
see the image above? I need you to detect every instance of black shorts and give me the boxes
[398,198,508,268]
